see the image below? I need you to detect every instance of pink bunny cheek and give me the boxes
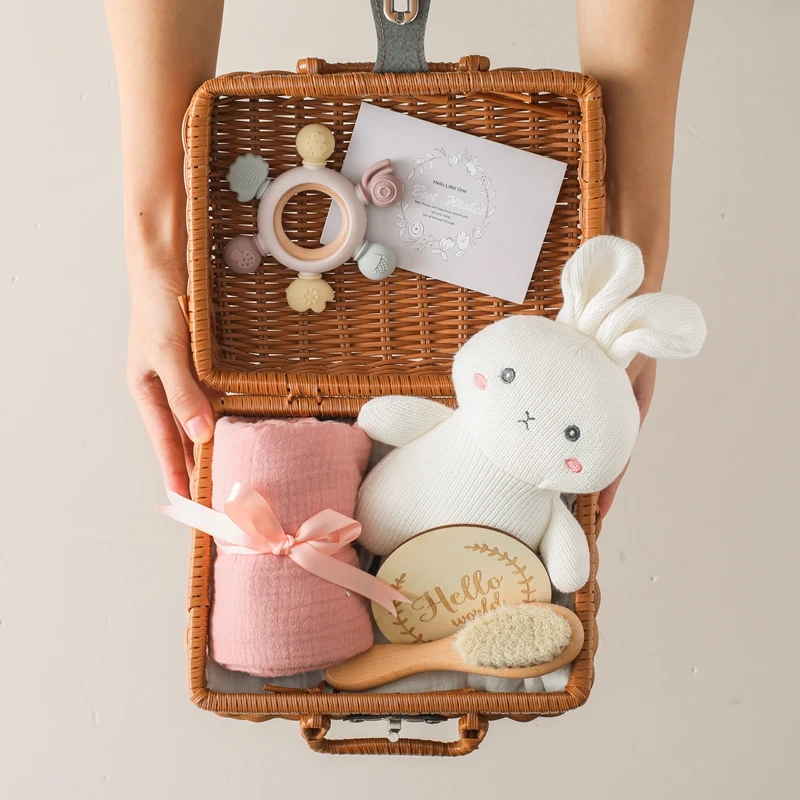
[565,458,583,473]
[473,373,488,391]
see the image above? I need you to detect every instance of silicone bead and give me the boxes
[223,235,264,274]
[355,241,398,280]
[286,274,336,313]
[226,153,271,202]
[295,124,336,166]
[357,159,403,207]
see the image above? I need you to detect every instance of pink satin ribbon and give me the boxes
[157,484,406,615]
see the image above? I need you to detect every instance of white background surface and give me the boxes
[1,1,798,797]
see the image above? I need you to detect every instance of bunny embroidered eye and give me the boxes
[501,368,516,384]
[564,425,581,442]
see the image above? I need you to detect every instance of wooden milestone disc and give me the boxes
[373,525,552,644]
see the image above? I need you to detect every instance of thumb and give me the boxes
[155,353,214,444]
[598,462,628,518]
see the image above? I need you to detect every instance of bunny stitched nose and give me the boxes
[565,458,583,473]
[518,411,535,430]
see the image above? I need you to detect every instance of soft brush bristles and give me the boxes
[455,604,573,669]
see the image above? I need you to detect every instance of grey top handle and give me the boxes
[370,0,431,73]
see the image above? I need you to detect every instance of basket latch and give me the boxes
[386,717,403,743]
[299,712,489,756]
[371,0,430,73]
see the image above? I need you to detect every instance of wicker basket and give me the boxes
[183,55,605,756]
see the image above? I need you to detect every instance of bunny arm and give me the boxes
[539,496,591,594]
[357,396,454,446]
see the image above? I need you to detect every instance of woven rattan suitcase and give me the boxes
[182,50,605,755]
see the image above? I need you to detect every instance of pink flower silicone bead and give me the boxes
[358,159,402,207]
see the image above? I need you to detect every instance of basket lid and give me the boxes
[185,62,604,406]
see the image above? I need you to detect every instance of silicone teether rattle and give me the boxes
[223,123,401,313]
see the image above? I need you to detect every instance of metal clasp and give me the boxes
[383,0,418,25]
[387,717,403,743]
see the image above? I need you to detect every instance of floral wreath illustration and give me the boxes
[395,146,497,261]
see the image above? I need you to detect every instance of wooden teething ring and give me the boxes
[258,169,367,276]
[272,184,351,262]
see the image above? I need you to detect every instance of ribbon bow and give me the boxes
[157,484,406,615]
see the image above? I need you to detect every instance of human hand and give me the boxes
[597,354,656,516]
[126,258,217,497]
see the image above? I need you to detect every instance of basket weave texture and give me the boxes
[184,56,605,756]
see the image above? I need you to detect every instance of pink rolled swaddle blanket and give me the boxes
[210,417,374,677]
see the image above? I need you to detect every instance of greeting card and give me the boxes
[322,103,567,303]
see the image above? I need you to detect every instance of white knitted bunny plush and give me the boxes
[355,236,706,593]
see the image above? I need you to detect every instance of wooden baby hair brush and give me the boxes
[324,603,583,692]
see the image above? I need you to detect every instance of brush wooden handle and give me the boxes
[324,604,584,692]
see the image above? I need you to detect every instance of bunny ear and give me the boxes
[556,236,645,337]
[555,235,707,367]
[595,293,707,368]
